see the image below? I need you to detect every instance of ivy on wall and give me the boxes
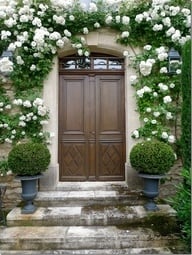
[0,0,190,147]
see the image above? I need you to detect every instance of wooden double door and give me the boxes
[59,74,125,181]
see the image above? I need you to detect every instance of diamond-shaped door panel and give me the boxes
[100,143,122,176]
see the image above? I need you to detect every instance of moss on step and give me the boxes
[117,213,179,236]
[143,214,179,235]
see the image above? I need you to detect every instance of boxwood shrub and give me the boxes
[130,140,175,174]
[8,142,51,176]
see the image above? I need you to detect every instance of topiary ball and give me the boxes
[8,142,51,176]
[130,140,175,174]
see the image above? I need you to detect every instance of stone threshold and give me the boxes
[35,188,144,207]
[55,181,129,191]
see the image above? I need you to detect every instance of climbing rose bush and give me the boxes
[0,0,190,145]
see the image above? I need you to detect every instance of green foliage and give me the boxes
[0,0,190,146]
[173,40,191,252]
[0,158,9,176]
[130,140,175,174]
[10,52,54,94]
[181,40,191,169]
[171,168,191,251]
[8,142,51,176]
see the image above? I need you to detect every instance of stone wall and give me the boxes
[0,175,21,211]
[159,159,183,200]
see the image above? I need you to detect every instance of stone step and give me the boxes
[7,204,176,227]
[0,226,181,251]
[35,190,144,207]
[0,247,173,255]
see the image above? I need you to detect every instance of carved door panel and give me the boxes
[59,75,125,181]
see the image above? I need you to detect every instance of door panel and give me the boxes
[96,76,125,180]
[99,143,123,178]
[59,76,89,181]
[59,74,125,181]
[99,81,119,131]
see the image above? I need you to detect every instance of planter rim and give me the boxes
[138,173,166,179]
[15,174,43,180]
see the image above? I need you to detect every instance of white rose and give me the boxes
[19,115,26,121]
[105,15,113,24]
[38,106,47,116]
[143,86,152,93]
[115,16,120,23]
[69,15,75,21]
[23,100,32,108]
[94,22,100,28]
[16,56,24,65]
[30,64,36,71]
[166,112,173,120]
[151,119,157,124]
[162,17,171,27]
[130,75,138,85]
[166,27,176,37]
[83,27,89,34]
[5,104,11,109]
[153,92,158,97]
[33,98,43,106]
[160,67,168,73]
[121,31,129,38]
[5,138,12,144]
[169,83,175,88]
[19,121,26,127]
[135,14,143,23]
[56,39,64,48]
[122,16,130,25]
[136,88,144,98]
[181,8,191,16]
[84,51,89,57]
[123,51,129,57]
[152,24,163,31]
[146,107,152,113]
[163,96,172,104]
[171,30,181,42]
[176,69,181,74]
[153,112,160,117]
[78,49,83,56]
[158,52,168,61]
[64,29,71,37]
[139,60,153,76]
[161,132,168,139]
[89,3,97,12]
[168,135,175,143]
[143,45,152,51]
[132,130,139,138]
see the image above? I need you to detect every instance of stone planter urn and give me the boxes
[8,142,50,214]
[130,140,175,211]
[138,173,165,211]
[16,174,42,214]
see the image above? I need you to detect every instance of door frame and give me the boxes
[40,30,140,190]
